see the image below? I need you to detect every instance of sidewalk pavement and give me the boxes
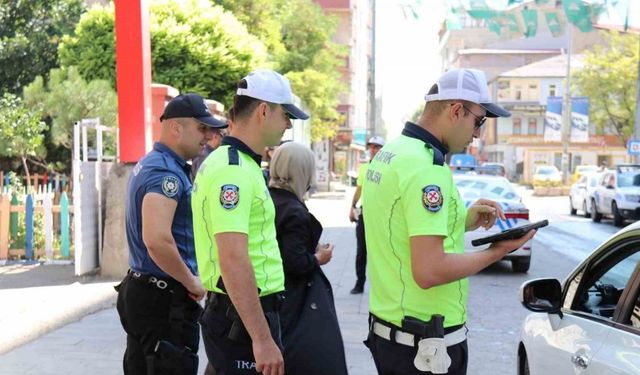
[0,186,378,375]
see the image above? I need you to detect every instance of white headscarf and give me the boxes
[269,142,316,201]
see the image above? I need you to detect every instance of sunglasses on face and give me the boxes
[461,105,487,129]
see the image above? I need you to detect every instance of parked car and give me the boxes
[571,164,598,184]
[517,221,640,375]
[532,165,562,187]
[591,164,640,226]
[453,174,532,272]
[569,171,603,217]
[481,162,507,177]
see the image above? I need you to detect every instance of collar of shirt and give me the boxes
[153,142,190,174]
[221,136,263,166]
[401,121,449,157]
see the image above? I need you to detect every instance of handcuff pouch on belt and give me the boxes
[402,314,451,374]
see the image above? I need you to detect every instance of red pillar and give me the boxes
[114,0,152,163]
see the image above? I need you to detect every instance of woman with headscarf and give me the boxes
[268,142,348,375]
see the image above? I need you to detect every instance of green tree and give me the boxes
[213,0,348,140]
[574,31,639,142]
[0,94,47,185]
[279,0,347,141]
[22,67,118,171]
[59,0,267,107]
[0,0,84,95]
[212,0,286,61]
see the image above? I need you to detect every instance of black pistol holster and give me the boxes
[401,314,445,343]
[402,314,450,374]
[146,286,198,375]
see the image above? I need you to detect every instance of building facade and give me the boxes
[482,54,630,183]
[315,0,375,188]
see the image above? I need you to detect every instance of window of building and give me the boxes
[549,84,556,97]
[528,118,537,135]
[513,118,522,135]
[515,86,522,100]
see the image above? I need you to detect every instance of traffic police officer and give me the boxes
[349,135,385,294]
[192,69,309,375]
[361,69,537,375]
[116,93,228,374]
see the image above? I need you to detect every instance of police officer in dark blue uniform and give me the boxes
[116,93,228,375]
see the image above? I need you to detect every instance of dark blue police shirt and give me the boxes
[126,142,197,278]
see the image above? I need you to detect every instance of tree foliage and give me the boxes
[0,0,84,95]
[0,93,47,183]
[59,0,267,107]
[212,0,286,62]
[574,31,639,142]
[279,0,347,140]
[23,66,117,151]
[215,0,348,140]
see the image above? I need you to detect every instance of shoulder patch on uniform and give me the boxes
[422,185,443,212]
[161,176,180,197]
[220,184,240,209]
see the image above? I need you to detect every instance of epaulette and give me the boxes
[228,147,239,165]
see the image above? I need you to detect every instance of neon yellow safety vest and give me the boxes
[362,123,468,328]
[192,139,284,297]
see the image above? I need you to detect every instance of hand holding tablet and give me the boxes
[471,220,549,247]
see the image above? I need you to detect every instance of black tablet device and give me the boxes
[471,219,548,247]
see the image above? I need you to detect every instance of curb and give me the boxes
[0,283,117,355]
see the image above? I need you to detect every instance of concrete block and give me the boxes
[101,163,133,278]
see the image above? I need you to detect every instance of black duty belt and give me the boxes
[207,291,284,313]
[128,270,182,291]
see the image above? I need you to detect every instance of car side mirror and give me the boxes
[520,278,563,316]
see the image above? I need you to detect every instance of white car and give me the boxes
[569,172,603,218]
[518,221,640,375]
[454,174,532,272]
[533,165,562,187]
[591,165,640,226]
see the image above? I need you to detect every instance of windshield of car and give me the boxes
[617,172,640,188]
[454,176,519,201]
[536,166,558,175]
[577,166,597,174]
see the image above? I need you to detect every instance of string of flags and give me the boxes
[444,0,635,37]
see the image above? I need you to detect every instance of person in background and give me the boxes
[348,135,385,294]
[190,124,228,180]
[268,142,348,375]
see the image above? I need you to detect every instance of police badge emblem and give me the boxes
[161,176,180,197]
[220,184,240,210]
[422,185,443,212]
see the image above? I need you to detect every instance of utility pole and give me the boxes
[634,34,640,164]
[561,24,573,184]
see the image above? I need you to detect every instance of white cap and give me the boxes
[367,135,385,147]
[237,69,310,120]
[424,69,510,118]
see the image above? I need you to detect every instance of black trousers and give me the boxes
[365,331,468,375]
[355,211,367,282]
[116,274,202,375]
[200,294,282,375]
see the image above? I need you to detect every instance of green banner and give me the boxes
[563,0,593,32]
[521,8,538,37]
[544,11,563,37]
[506,13,521,33]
